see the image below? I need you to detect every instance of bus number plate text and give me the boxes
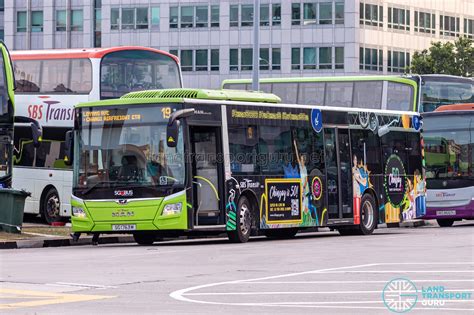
[112,224,137,231]
[436,210,456,216]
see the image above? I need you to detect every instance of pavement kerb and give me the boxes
[0,235,135,249]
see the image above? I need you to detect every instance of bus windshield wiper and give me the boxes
[82,180,115,195]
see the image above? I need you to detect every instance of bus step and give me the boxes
[193,224,226,231]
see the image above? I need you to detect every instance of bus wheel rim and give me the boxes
[47,195,60,217]
[362,200,374,229]
[240,204,251,235]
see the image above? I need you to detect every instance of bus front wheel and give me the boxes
[437,219,455,227]
[133,232,156,245]
[41,188,62,225]
[227,196,252,243]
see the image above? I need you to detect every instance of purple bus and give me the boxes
[423,104,474,227]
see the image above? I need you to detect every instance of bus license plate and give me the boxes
[436,210,456,216]
[112,224,136,231]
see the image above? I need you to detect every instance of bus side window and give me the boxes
[297,82,325,105]
[387,82,413,111]
[228,125,259,174]
[353,81,383,109]
[272,83,297,104]
[325,82,353,107]
[14,60,41,93]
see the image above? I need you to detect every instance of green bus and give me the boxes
[221,74,473,113]
[67,89,425,244]
[0,41,15,188]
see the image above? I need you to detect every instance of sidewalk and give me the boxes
[0,224,134,249]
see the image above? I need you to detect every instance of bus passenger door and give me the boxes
[324,128,352,221]
[190,126,223,226]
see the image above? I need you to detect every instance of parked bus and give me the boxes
[423,103,474,227]
[221,74,473,113]
[0,41,16,189]
[66,89,425,245]
[11,47,182,224]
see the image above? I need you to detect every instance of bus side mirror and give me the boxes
[15,116,42,148]
[31,123,42,148]
[64,130,74,166]
[166,108,195,148]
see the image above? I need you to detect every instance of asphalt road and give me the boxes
[1,222,473,314]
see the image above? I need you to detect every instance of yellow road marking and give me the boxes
[0,288,114,310]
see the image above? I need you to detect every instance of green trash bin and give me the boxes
[0,189,31,233]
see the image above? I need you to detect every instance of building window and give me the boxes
[230,49,239,71]
[181,50,193,71]
[272,48,281,70]
[260,4,270,26]
[170,7,178,29]
[56,10,67,32]
[181,6,194,28]
[211,49,219,71]
[360,47,383,72]
[292,48,301,70]
[388,7,410,31]
[440,15,460,37]
[319,47,332,69]
[71,10,83,31]
[465,18,474,38]
[292,3,301,25]
[303,47,317,69]
[335,47,344,69]
[230,5,239,27]
[31,11,44,32]
[94,0,101,47]
[414,11,435,34]
[260,48,269,70]
[17,11,27,32]
[111,8,120,30]
[241,5,253,27]
[211,5,219,27]
[360,2,383,27]
[272,4,281,26]
[196,6,208,28]
[241,48,253,70]
[121,8,134,29]
[151,7,160,29]
[195,50,208,71]
[303,3,316,25]
[319,2,332,25]
[335,2,344,24]
[388,50,410,73]
[136,8,148,29]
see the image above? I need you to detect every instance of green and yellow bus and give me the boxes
[222,74,473,113]
[0,41,15,188]
[67,89,425,244]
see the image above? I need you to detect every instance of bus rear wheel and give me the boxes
[264,228,298,239]
[41,188,62,225]
[338,194,377,236]
[227,196,252,243]
[133,232,156,245]
[437,219,455,227]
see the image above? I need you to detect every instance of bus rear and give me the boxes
[11,47,182,224]
[423,105,474,227]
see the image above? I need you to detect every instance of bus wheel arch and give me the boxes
[40,185,62,225]
[227,192,256,243]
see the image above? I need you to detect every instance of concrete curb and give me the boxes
[0,235,135,250]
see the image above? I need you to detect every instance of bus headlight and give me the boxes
[72,206,87,218]
[162,203,182,216]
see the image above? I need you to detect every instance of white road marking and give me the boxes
[247,279,474,284]
[50,282,117,289]
[184,289,474,296]
[170,262,474,311]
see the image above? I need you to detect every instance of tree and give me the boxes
[408,36,473,76]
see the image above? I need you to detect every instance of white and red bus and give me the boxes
[11,46,182,223]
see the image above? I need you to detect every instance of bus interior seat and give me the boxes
[119,155,140,179]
